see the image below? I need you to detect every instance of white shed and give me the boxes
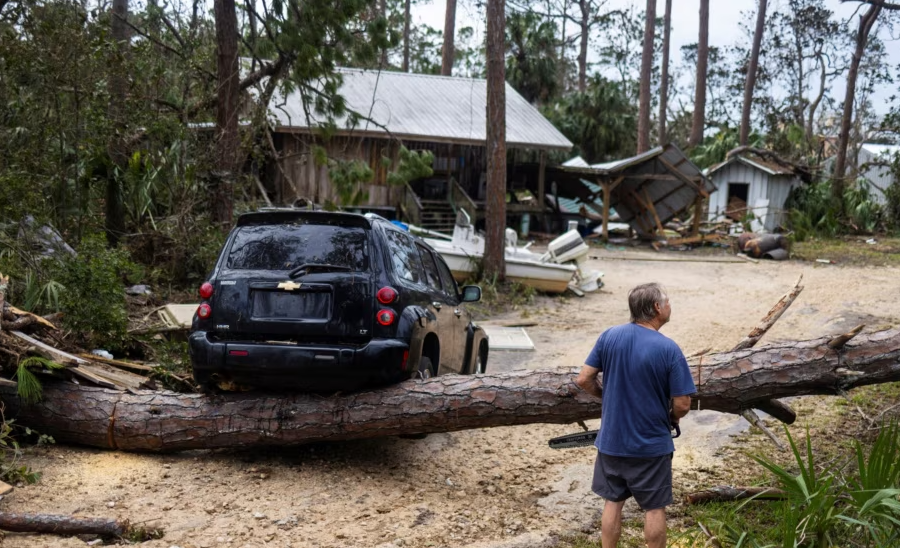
[706,154,802,233]
[857,143,900,205]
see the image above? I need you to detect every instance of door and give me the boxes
[416,243,459,374]
[434,252,470,373]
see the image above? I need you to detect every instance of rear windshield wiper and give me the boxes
[288,263,353,279]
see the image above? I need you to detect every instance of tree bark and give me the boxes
[833,4,881,207]
[403,0,411,72]
[3,328,899,452]
[739,0,767,147]
[106,0,129,246]
[657,0,672,144]
[441,0,457,76]
[484,0,506,280]
[213,0,240,227]
[636,0,656,154]
[685,486,787,505]
[688,0,709,148]
[577,0,589,92]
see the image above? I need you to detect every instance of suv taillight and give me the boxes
[199,282,214,299]
[376,309,395,326]
[377,286,398,304]
[197,303,212,319]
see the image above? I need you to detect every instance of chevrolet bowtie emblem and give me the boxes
[277,281,302,291]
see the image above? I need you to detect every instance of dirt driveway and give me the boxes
[7,248,900,548]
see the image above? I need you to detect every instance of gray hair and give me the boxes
[628,283,667,323]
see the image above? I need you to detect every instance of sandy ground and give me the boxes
[5,247,900,548]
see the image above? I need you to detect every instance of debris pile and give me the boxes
[737,233,790,261]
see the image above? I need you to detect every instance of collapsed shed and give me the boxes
[547,144,714,239]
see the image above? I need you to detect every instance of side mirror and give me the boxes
[461,285,481,303]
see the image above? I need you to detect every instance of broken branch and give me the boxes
[685,486,788,505]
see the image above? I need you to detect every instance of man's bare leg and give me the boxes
[644,507,667,548]
[600,499,625,548]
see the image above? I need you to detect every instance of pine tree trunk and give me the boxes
[739,0,766,147]
[379,0,388,67]
[484,0,506,280]
[577,0,588,92]
[3,329,898,452]
[657,0,672,145]
[441,0,457,76]
[833,4,881,207]
[213,0,240,227]
[403,0,411,72]
[636,0,656,154]
[106,0,129,246]
[689,0,709,148]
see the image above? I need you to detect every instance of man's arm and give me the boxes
[575,365,602,398]
[671,395,691,423]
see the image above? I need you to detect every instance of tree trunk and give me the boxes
[657,0,672,144]
[3,328,898,452]
[441,0,457,76]
[688,0,709,148]
[0,512,131,537]
[636,0,656,154]
[213,0,240,227]
[379,0,388,67]
[403,0,411,72]
[833,4,881,207]
[806,51,827,147]
[484,0,506,280]
[106,0,129,246]
[739,0,767,147]
[577,0,588,92]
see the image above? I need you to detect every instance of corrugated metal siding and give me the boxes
[859,148,896,204]
[270,68,573,151]
[708,163,800,231]
[765,175,801,231]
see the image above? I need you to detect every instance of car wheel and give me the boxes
[470,347,485,375]
[418,356,435,380]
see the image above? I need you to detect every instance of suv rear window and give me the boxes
[225,224,369,271]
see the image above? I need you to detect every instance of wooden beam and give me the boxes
[643,188,667,236]
[658,157,709,197]
[537,150,546,205]
[624,174,682,181]
[692,196,704,236]
[625,190,653,234]
[602,182,611,241]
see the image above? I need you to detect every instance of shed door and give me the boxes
[726,183,750,221]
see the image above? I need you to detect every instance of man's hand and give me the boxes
[575,365,602,398]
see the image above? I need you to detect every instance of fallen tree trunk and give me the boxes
[684,486,787,505]
[0,328,898,452]
[0,512,131,536]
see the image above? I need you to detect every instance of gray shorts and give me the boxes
[591,451,673,510]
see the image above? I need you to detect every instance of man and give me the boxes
[575,283,695,548]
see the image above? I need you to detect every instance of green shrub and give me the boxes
[53,234,141,350]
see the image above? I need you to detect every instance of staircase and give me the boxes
[419,200,457,233]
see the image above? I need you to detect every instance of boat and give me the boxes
[417,212,603,294]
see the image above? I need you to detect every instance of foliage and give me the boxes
[505,10,559,105]
[787,179,884,240]
[690,125,764,169]
[544,76,636,164]
[0,408,47,485]
[52,235,140,350]
[14,357,65,405]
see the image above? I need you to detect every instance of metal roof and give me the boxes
[553,144,714,237]
[707,154,794,177]
[861,143,900,157]
[268,68,573,151]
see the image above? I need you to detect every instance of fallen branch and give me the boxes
[1,328,898,452]
[685,486,788,505]
[0,511,160,538]
[741,409,786,452]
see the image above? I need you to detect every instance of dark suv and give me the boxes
[189,210,488,392]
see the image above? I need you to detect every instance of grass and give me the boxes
[791,236,900,267]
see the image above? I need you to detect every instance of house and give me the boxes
[857,143,900,204]
[263,68,573,231]
[706,153,802,233]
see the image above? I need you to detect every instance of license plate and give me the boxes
[251,291,331,320]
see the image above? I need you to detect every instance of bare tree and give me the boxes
[740,0,767,146]
[484,0,506,280]
[833,3,881,206]
[688,0,709,147]
[636,0,656,153]
[658,0,672,144]
[213,0,240,227]
[441,0,457,75]
[570,0,608,92]
[106,0,129,246]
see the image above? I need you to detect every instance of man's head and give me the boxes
[628,283,671,327]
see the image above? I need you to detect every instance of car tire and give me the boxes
[470,342,487,375]
[418,356,435,380]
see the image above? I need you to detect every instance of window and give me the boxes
[384,230,423,284]
[417,244,442,291]
[435,255,460,302]
[226,225,368,271]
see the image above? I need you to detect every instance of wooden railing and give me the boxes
[450,178,478,222]
[400,183,423,226]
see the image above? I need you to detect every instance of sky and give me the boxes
[410,0,899,115]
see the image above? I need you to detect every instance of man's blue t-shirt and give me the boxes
[585,323,696,458]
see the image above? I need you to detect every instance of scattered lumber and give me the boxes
[685,486,788,505]
[0,327,896,452]
[0,511,153,537]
